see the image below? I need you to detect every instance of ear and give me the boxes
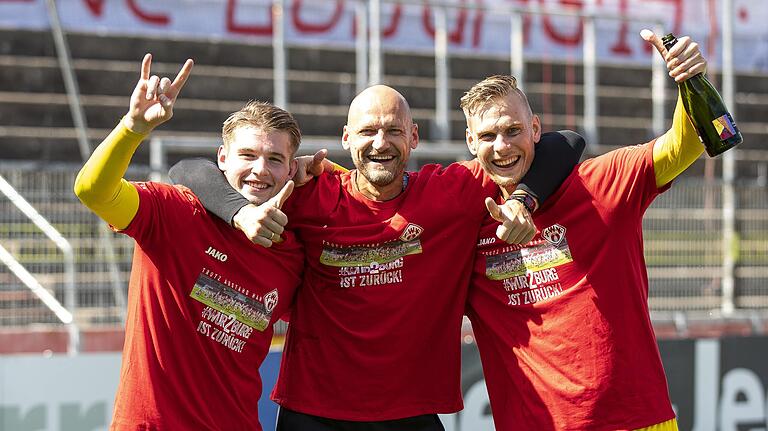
[465,128,478,156]
[341,125,350,150]
[216,145,227,170]
[410,123,419,150]
[288,157,299,179]
[532,115,542,143]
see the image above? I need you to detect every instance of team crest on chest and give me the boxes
[263,289,279,313]
[542,224,566,246]
[399,223,424,242]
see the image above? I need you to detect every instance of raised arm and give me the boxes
[642,29,706,187]
[74,54,193,229]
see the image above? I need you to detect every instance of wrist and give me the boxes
[121,115,152,136]
[506,192,538,214]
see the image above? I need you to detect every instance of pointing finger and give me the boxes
[170,59,194,95]
[485,197,504,223]
[140,53,152,80]
[640,29,667,59]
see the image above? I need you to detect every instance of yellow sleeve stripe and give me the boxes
[652,93,704,187]
[634,418,679,431]
[330,161,349,173]
[74,119,144,230]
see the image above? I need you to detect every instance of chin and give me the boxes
[240,191,268,205]
[489,172,518,188]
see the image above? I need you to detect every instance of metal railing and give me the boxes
[0,174,79,354]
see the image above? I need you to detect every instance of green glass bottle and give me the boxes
[662,33,743,157]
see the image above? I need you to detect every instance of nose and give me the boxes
[493,134,511,153]
[371,129,389,151]
[251,157,269,176]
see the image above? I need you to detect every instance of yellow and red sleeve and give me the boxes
[652,93,704,187]
[73,119,144,230]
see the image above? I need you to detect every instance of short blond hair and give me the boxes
[221,101,301,154]
[460,75,532,120]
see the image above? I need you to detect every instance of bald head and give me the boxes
[348,85,413,126]
[342,84,419,201]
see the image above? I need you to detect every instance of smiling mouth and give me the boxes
[492,155,520,169]
[244,180,271,191]
[367,154,396,164]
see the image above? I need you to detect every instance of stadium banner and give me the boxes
[0,351,283,431]
[2,337,768,430]
[2,0,768,73]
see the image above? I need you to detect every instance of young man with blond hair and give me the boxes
[463,30,708,431]
[75,54,304,430]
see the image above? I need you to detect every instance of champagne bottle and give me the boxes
[662,33,743,157]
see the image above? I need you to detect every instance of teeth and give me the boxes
[368,154,395,162]
[493,156,519,168]
[245,181,269,189]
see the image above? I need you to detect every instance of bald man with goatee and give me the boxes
[170,84,582,430]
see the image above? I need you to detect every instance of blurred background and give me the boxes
[1,0,767,430]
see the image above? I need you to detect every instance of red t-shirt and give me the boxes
[110,182,303,431]
[272,162,496,421]
[467,142,675,431]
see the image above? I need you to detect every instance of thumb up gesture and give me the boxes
[233,180,294,248]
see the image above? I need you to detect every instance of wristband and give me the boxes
[506,193,537,214]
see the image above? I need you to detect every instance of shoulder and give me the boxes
[133,181,206,215]
[580,141,655,175]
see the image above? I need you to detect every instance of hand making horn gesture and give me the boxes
[233,180,295,248]
[124,53,194,134]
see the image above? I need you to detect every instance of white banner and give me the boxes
[2,0,768,72]
[0,353,121,431]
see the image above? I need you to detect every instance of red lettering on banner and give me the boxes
[471,0,484,47]
[292,0,343,34]
[541,0,583,46]
[227,0,272,36]
[382,4,403,38]
[353,4,402,38]
[507,0,534,45]
[127,0,169,25]
[422,0,469,45]
[82,0,104,16]
[609,0,631,55]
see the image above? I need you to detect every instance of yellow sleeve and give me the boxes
[73,119,145,230]
[652,93,704,187]
[329,161,349,173]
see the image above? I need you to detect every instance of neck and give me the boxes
[354,171,406,202]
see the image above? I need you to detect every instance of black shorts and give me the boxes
[276,407,446,431]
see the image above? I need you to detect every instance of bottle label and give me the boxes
[712,113,738,140]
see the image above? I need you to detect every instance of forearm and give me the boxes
[516,130,585,208]
[169,158,249,224]
[73,119,142,229]
[653,93,704,187]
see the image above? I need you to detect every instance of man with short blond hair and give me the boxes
[464,30,708,431]
[75,54,304,430]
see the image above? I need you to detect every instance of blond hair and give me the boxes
[221,101,301,154]
[460,75,532,120]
